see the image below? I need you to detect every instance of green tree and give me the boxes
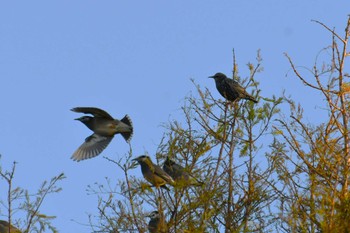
[271,16,350,233]
[88,14,350,233]
[0,159,65,233]
[88,50,282,233]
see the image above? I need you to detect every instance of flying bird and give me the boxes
[147,211,168,233]
[209,72,258,103]
[71,107,133,162]
[133,155,175,190]
[163,156,203,187]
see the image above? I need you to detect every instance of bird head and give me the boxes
[75,116,93,123]
[164,156,176,166]
[75,116,94,128]
[132,155,151,164]
[208,72,227,80]
[132,155,157,170]
[147,211,160,220]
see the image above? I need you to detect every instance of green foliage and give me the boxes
[2,15,349,233]
[0,160,65,233]
[87,16,350,233]
[271,17,350,233]
[88,49,284,233]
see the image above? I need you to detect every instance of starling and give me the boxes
[71,107,133,162]
[209,72,258,103]
[163,157,203,187]
[147,211,167,233]
[133,155,175,190]
[0,220,21,233]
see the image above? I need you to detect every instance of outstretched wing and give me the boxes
[71,134,113,162]
[71,107,114,119]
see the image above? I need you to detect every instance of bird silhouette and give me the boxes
[163,157,203,187]
[133,155,175,190]
[147,211,167,233]
[209,72,258,103]
[71,107,133,161]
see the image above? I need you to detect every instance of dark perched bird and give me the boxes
[133,155,175,190]
[163,157,203,187]
[71,107,133,162]
[0,220,21,233]
[147,211,167,233]
[209,72,258,103]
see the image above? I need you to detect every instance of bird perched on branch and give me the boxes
[209,72,258,103]
[71,107,133,162]
[147,211,167,233]
[133,155,175,190]
[0,220,21,233]
[163,157,203,187]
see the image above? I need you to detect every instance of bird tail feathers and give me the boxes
[245,95,258,103]
[121,115,133,142]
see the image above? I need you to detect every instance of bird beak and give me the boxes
[208,76,214,79]
[74,118,81,121]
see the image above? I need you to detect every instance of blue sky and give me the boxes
[0,1,348,232]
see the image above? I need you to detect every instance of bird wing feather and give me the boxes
[163,161,204,186]
[71,107,114,119]
[225,78,247,96]
[226,78,257,102]
[71,134,113,161]
[153,164,175,185]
